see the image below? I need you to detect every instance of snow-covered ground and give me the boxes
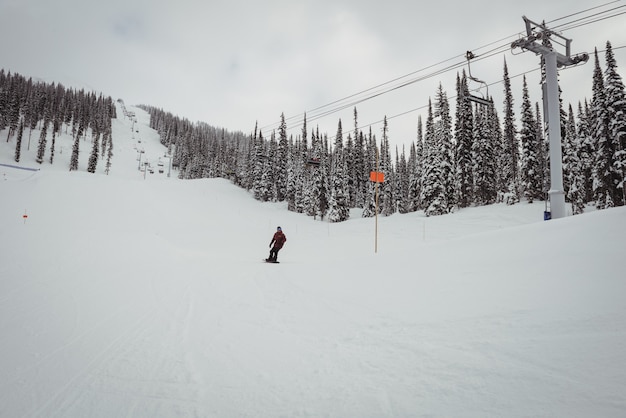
[1,105,625,417]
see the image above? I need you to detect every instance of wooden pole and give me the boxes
[375,147,379,253]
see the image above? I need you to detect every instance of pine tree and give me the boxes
[4,76,21,141]
[501,58,520,203]
[421,99,447,216]
[380,116,395,216]
[49,130,57,164]
[328,119,350,222]
[410,117,424,211]
[307,128,328,220]
[294,114,309,213]
[356,130,368,208]
[472,102,497,205]
[252,128,268,200]
[35,120,48,164]
[0,70,7,133]
[105,132,113,175]
[577,101,594,203]
[35,91,51,164]
[286,136,300,212]
[345,107,361,208]
[590,48,614,209]
[362,128,378,218]
[407,141,420,212]
[396,146,410,214]
[454,71,474,208]
[434,84,454,211]
[519,76,542,202]
[87,132,100,173]
[276,113,289,201]
[604,41,626,206]
[265,131,278,201]
[564,105,585,214]
[14,118,24,162]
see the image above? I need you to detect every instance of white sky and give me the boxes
[1,0,625,147]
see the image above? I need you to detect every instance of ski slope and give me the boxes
[1,105,625,417]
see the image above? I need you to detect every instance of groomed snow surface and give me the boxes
[1,105,625,417]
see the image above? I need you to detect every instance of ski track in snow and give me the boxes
[29,277,204,417]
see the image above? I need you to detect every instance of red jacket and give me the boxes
[270,231,287,249]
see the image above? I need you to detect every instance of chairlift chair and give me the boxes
[306,156,321,167]
[464,51,491,106]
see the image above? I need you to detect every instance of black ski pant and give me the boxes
[269,247,281,261]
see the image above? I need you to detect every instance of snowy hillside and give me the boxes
[1,104,625,417]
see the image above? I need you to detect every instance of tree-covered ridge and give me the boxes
[139,42,625,221]
[0,69,116,173]
[2,42,624,221]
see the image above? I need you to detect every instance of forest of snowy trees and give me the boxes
[139,41,625,221]
[1,41,624,222]
[0,70,116,173]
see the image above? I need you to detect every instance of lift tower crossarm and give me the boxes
[511,16,589,67]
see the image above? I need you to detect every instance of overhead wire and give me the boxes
[260,36,518,133]
[546,0,623,24]
[353,41,623,143]
[258,1,626,139]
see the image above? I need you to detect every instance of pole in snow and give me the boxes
[370,147,385,253]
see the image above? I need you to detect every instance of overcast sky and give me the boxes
[1,0,625,147]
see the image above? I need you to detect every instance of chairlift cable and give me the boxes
[259,2,625,138]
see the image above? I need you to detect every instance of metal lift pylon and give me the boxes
[511,16,588,219]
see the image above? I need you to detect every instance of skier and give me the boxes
[266,226,287,263]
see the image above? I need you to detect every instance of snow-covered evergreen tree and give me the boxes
[472,102,497,205]
[590,48,614,209]
[276,113,289,202]
[362,128,378,218]
[421,99,447,216]
[286,136,300,212]
[407,140,420,212]
[519,76,542,202]
[410,117,424,211]
[3,75,21,141]
[576,101,594,204]
[434,84,454,212]
[454,71,474,208]
[35,92,51,164]
[306,128,329,220]
[252,129,270,201]
[500,58,520,203]
[105,132,113,175]
[354,129,368,209]
[14,118,24,162]
[564,105,585,214]
[395,146,411,214]
[603,41,626,206]
[536,102,549,199]
[87,131,100,173]
[380,117,395,216]
[328,119,350,222]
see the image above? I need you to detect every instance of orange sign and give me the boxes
[369,171,384,183]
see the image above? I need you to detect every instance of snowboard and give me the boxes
[264,259,280,264]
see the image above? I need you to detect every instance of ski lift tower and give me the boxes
[511,16,588,219]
